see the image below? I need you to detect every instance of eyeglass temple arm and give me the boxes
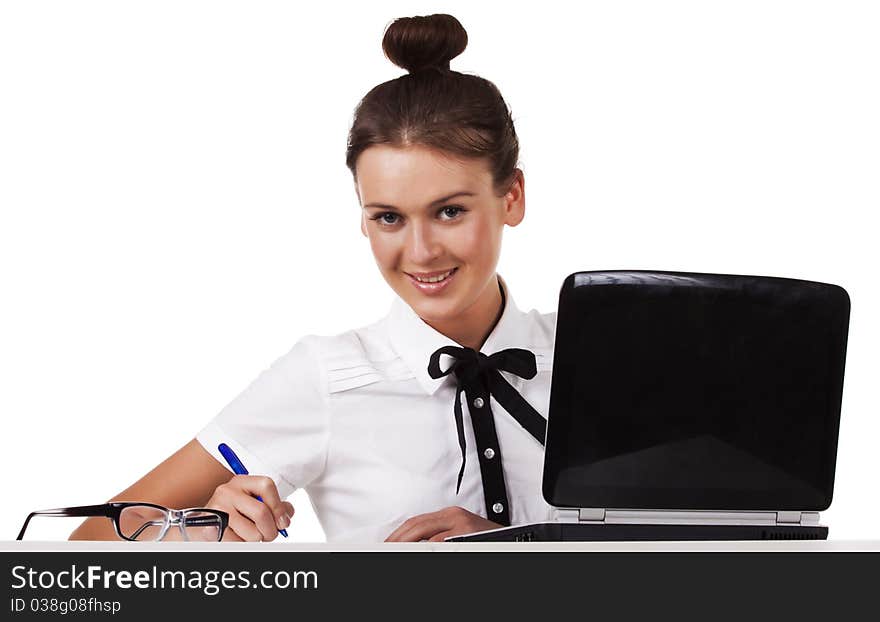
[183,516,222,526]
[129,520,166,541]
[17,504,114,541]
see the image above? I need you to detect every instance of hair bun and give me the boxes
[382,14,468,73]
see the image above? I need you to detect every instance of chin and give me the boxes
[403,295,461,323]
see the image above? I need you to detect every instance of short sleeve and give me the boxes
[195,336,329,500]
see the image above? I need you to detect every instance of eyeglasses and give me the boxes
[17,502,229,542]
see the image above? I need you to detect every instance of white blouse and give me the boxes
[196,276,558,542]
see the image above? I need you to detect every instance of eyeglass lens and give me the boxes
[180,511,223,542]
[119,505,168,541]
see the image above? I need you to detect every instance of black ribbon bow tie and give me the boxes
[427,345,547,493]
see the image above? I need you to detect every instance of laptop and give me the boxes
[448,270,850,541]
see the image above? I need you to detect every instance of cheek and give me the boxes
[367,232,399,270]
[448,217,500,263]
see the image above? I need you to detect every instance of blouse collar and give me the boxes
[384,274,530,396]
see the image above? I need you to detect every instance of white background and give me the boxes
[1,1,877,543]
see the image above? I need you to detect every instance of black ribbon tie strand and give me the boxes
[427,346,547,494]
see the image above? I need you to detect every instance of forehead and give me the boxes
[356,144,492,207]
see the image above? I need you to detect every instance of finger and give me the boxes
[388,515,453,542]
[428,531,455,542]
[231,493,281,541]
[225,508,263,542]
[207,485,261,541]
[220,518,244,542]
[232,475,289,529]
[385,514,428,542]
[279,502,295,529]
[385,509,451,541]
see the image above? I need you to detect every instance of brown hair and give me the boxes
[345,14,520,197]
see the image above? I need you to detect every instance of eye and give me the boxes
[369,212,401,226]
[438,205,465,220]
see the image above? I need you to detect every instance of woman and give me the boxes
[70,13,557,543]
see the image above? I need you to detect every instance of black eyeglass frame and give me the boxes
[16,502,229,541]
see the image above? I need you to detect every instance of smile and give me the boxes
[410,269,456,283]
[406,268,458,294]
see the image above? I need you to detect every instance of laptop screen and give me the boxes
[543,271,849,511]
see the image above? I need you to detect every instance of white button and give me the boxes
[483,448,495,459]
[492,503,504,514]
[472,397,484,409]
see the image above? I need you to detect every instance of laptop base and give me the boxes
[447,522,829,542]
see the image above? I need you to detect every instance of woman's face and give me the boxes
[355,144,524,327]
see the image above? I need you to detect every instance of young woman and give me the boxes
[70,13,557,543]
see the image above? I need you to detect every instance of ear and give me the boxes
[502,168,525,227]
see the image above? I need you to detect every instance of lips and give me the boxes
[405,267,458,294]
[407,268,457,283]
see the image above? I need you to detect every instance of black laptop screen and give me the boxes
[543,271,849,511]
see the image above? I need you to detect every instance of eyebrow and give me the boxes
[363,191,476,210]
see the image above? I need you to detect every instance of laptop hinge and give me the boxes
[776,511,820,526]
[557,508,606,523]
[579,508,607,522]
[556,508,606,522]
[556,509,579,523]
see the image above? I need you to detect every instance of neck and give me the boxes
[424,276,505,351]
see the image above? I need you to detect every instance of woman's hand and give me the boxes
[205,475,294,542]
[385,506,502,542]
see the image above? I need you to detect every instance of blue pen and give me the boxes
[218,443,288,538]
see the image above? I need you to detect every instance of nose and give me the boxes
[406,220,443,265]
